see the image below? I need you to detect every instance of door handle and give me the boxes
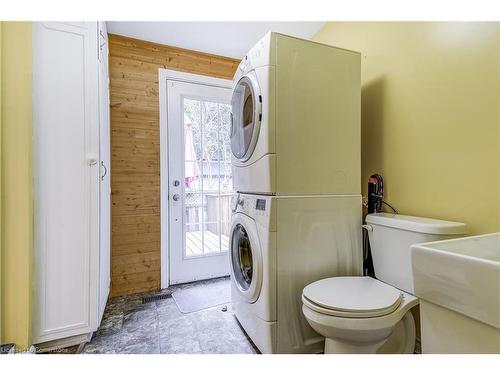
[172,194,180,202]
[101,161,107,181]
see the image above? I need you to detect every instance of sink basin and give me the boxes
[412,233,500,328]
[411,233,500,353]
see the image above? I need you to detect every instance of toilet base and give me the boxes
[324,337,388,354]
[321,311,416,354]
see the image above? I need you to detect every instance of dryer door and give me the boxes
[230,73,262,162]
[229,214,263,303]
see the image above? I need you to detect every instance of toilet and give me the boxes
[302,213,467,354]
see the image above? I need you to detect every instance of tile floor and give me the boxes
[82,278,259,354]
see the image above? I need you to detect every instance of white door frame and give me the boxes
[159,68,233,289]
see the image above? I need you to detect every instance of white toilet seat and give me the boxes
[302,278,418,331]
[301,276,419,354]
[302,277,404,318]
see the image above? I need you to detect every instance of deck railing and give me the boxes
[185,193,232,236]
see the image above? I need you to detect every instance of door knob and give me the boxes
[172,194,180,201]
[173,180,180,187]
[87,154,98,166]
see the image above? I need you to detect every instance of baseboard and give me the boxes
[34,332,93,353]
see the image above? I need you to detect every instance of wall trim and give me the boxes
[158,68,232,289]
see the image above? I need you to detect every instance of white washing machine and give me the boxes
[229,193,362,353]
[230,32,361,195]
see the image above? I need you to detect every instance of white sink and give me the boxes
[411,233,500,353]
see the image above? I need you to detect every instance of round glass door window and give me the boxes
[230,76,259,160]
[231,223,253,291]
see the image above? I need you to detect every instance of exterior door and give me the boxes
[167,79,233,285]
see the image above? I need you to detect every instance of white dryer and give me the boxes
[230,32,361,195]
[229,193,362,353]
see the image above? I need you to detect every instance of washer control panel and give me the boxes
[255,198,266,211]
[232,193,270,218]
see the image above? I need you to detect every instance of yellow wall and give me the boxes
[0,21,33,349]
[314,22,500,234]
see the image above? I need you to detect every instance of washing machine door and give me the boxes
[229,213,263,303]
[230,72,262,162]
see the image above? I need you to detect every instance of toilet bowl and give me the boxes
[302,276,418,354]
[302,213,467,354]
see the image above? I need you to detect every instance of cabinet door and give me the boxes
[33,21,99,344]
[98,20,111,321]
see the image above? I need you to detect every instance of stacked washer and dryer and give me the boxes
[228,32,362,354]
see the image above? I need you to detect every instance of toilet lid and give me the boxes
[302,277,403,318]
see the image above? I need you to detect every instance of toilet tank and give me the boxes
[365,213,467,294]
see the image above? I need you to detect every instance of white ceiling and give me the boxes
[106,22,326,59]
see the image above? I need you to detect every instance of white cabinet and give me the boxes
[33,21,110,346]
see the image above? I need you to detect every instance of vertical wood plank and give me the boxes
[109,34,238,297]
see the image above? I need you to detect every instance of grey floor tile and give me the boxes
[121,326,159,351]
[157,299,184,320]
[117,339,160,354]
[159,315,197,338]
[122,309,157,333]
[202,343,257,354]
[159,334,201,354]
[95,313,123,337]
[193,313,227,332]
[121,326,157,340]
[83,278,257,355]
[82,333,121,354]
[197,327,239,351]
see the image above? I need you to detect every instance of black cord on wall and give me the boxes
[383,200,398,214]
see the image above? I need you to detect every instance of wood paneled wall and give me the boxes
[109,34,239,296]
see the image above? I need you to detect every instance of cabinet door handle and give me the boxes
[101,161,107,180]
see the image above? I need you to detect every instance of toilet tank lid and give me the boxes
[366,213,467,235]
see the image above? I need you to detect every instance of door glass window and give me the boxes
[230,77,257,160]
[183,98,233,258]
[231,224,253,291]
